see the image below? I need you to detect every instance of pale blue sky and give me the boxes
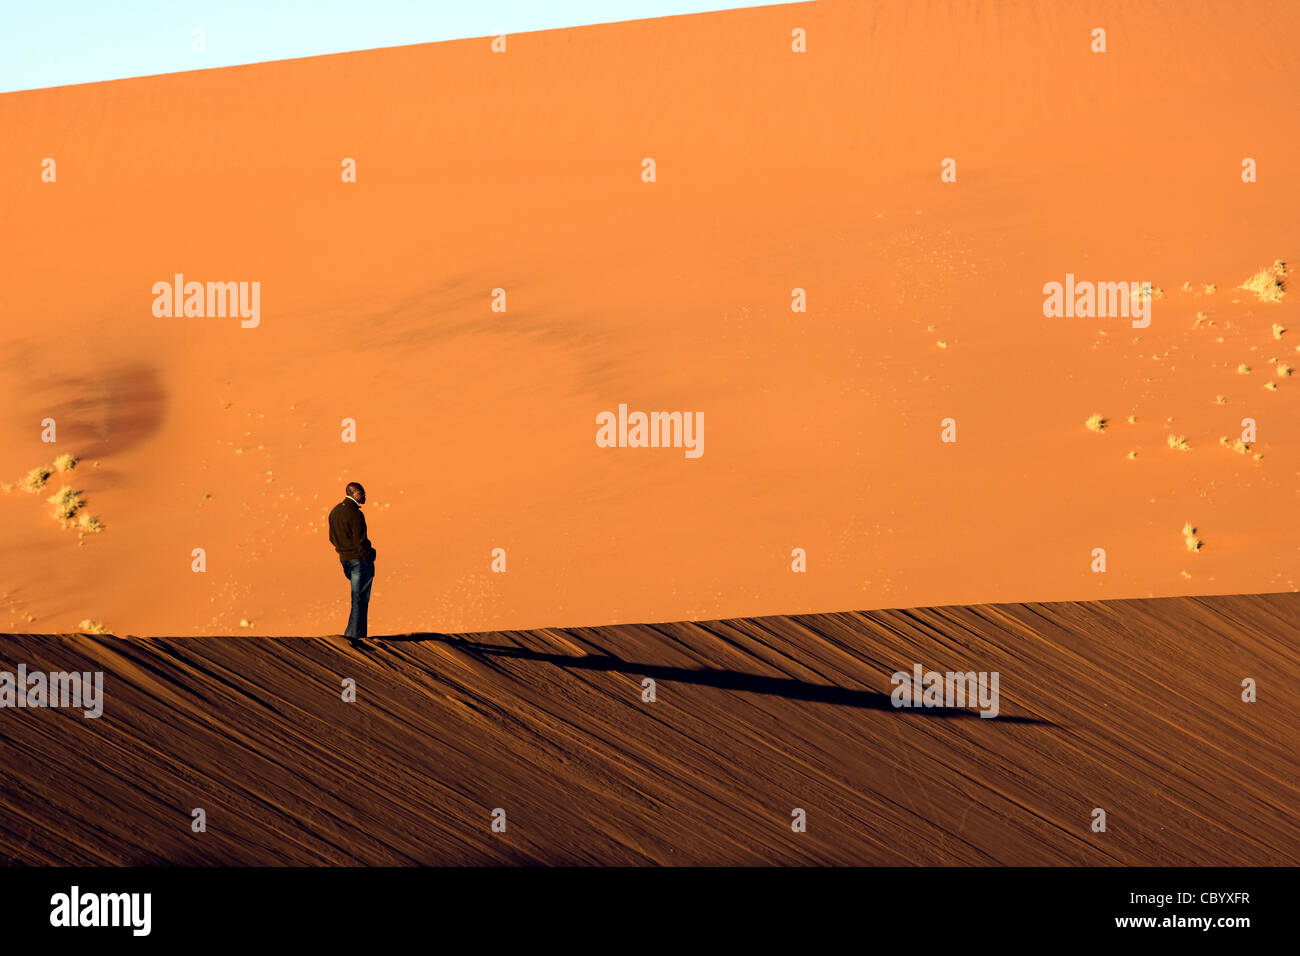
[0,0,808,93]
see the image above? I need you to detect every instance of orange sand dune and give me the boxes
[1,592,1296,865]
[1,1,1298,636]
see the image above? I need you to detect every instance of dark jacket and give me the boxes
[328,497,377,562]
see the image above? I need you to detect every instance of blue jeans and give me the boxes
[341,558,375,640]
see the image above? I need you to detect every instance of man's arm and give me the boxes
[353,509,376,562]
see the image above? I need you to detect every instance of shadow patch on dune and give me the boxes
[37,363,166,458]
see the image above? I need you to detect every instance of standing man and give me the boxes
[328,482,377,646]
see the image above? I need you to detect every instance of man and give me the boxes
[328,481,377,646]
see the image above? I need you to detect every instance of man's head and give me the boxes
[345,482,366,505]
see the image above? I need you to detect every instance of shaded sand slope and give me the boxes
[2,592,1296,865]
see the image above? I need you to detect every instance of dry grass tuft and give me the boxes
[21,466,52,493]
[77,513,104,533]
[47,486,84,522]
[1239,264,1286,302]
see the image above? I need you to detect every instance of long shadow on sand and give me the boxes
[377,633,1051,724]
